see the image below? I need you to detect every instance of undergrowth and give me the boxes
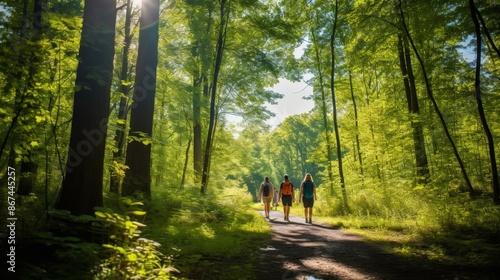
[306,184,500,271]
[143,185,271,280]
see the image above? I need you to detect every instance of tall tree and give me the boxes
[330,0,349,210]
[186,0,214,185]
[200,0,229,194]
[56,0,117,216]
[395,1,429,184]
[469,0,499,204]
[397,0,475,197]
[17,0,43,196]
[122,0,160,198]
[348,71,364,177]
[309,13,335,194]
[110,0,136,194]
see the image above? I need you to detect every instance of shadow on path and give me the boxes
[256,210,493,280]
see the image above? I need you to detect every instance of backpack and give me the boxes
[302,181,314,198]
[281,181,293,195]
[263,183,270,197]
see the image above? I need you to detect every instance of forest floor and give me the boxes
[255,210,497,280]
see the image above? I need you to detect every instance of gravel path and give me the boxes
[255,210,492,280]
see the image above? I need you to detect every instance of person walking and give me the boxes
[272,185,279,211]
[278,174,295,221]
[299,173,317,224]
[258,176,274,219]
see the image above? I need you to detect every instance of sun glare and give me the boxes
[131,0,141,9]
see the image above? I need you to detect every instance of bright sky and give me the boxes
[227,44,314,132]
[266,78,314,129]
[264,43,314,128]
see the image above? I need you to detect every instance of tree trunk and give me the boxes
[122,0,160,199]
[311,30,335,194]
[469,0,499,204]
[396,30,429,184]
[56,0,117,216]
[349,71,364,177]
[330,0,349,210]
[110,0,133,194]
[180,138,191,188]
[201,0,228,194]
[192,42,203,184]
[397,0,475,197]
[17,0,43,196]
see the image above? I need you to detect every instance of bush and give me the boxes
[92,198,177,279]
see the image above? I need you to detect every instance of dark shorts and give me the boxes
[281,195,293,206]
[302,197,314,208]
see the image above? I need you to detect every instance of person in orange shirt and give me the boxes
[278,174,295,221]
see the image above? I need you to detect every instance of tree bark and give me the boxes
[311,30,335,194]
[122,0,160,199]
[330,0,349,210]
[192,42,203,184]
[349,71,364,178]
[201,0,228,194]
[56,0,117,216]
[17,0,43,196]
[397,0,475,197]
[469,0,499,204]
[396,29,430,184]
[110,0,134,194]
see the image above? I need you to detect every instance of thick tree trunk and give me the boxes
[56,0,117,216]
[122,0,160,199]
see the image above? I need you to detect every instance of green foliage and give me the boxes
[92,199,176,279]
[1,0,499,277]
[145,184,270,279]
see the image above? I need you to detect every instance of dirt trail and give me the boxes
[255,210,490,280]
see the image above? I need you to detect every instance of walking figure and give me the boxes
[272,186,279,211]
[299,173,317,224]
[278,174,295,221]
[258,176,274,219]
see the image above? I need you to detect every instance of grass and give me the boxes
[9,183,499,279]
[252,188,500,278]
[143,185,271,279]
[308,195,500,278]
[130,185,500,279]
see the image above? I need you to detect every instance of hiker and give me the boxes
[299,173,317,224]
[258,176,274,219]
[278,174,295,221]
[272,185,279,210]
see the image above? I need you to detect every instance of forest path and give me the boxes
[255,210,482,280]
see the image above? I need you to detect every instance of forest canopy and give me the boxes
[0,0,499,278]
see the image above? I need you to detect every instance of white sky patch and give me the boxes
[227,43,314,133]
[266,77,314,129]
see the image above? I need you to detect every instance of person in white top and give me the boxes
[258,176,274,219]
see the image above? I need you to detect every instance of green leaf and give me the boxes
[127,253,138,262]
[95,211,107,218]
[129,211,147,216]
